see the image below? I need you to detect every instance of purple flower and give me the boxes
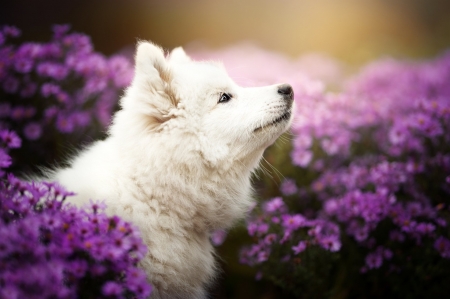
[87,199,107,214]
[257,249,270,263]
[3,25,21,37]
[389,123,410,145]
[23,122,42,140]
[292,241,307,254]
[347,221,369,242]
[263,197,286,214]
[434,236,450,258]
[281,214,306,231]
[67,260,88,278]
[56,114,75,133]
[415,222,436,235]
[291,149,313,167]
[383,248,393,260]
[40,83,61,97]
[408,112,443,137]
[14,57,33,73]
[37,62,69,81]
[0,130,21,148]
[109,55,134,88]
[44,106,59,120]
[126,268,153,298]
[16,42,44,60]
[264,233,277,245]
[102,281,123,296]
[365,251,383,269]
[40,43,62,59]
[247,222,258,236]
[280,178,298,196]
[317,235,341,252]
[72,111,91,127]
[52,24,71,39]
[247,221,269,237]
[211,229,227,246]
[63,33,92,53]
[0,149,12,169]
[279,230,292,244]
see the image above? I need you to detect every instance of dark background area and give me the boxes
[2,0,450,64]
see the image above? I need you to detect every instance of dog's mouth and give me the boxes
[254,110,292,132]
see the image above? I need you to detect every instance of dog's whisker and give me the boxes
[261,156,285,183]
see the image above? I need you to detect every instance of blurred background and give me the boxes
[2,0,450,64]
[2,0,450,298]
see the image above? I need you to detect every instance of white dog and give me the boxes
[50,42,294,298]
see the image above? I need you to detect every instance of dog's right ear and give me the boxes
[114,41,178,133]
[134,41,171,84]
[169,47,191,64]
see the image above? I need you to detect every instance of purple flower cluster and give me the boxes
[194,45,450,293]
[301,54,450,268]
[0,174,151,299]
[0,56,150,296]
[0,128,21,176]
[0,25,133,171]
[287,55,450,171]
[240,197,340,269]
[320,159,448,261]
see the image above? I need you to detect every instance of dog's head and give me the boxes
[112,42,294,168]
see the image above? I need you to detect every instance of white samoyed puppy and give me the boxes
[49,41,294,298]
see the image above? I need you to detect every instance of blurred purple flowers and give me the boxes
[0,129,20,176]
[1,123,150,299]
[0,174,151,299]
[240,197,341,267]
[194,44,450,294]
[296,53,450,269]
[0,25,133,172]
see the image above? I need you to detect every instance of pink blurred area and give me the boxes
[188,42,344,89]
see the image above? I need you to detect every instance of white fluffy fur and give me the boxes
[49,42,294,298]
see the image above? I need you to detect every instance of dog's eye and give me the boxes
[218,93,232,103]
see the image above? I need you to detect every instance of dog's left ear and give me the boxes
[169,47,191,64]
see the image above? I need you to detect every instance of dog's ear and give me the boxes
[114,41,178,133]
[132,41,177,107]
[169,47,191,64]
[134,41,171,84]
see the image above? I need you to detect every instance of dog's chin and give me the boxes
[253,109,292,133]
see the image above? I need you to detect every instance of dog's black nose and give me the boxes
[278,84,294,100]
